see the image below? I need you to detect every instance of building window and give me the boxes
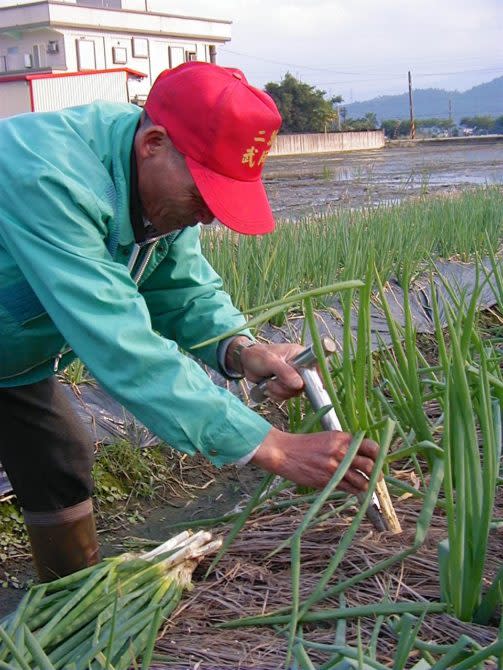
[112,46,127,64]
[132,37,148,59]
[33,44,47,68]
[32,45,40,68]
[47,40,59,55]
[0,56,6,72]
[168,46,184,68]
[76,39,96,70]
[185,51,197,62]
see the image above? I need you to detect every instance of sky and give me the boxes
[166,0,503,103]
[1,0,501,102]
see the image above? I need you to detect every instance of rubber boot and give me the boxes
[23,498,100,582]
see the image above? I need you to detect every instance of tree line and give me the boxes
[265,73,503,137]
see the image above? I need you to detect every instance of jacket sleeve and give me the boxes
[0,172,271,466]
[139,225,252,372]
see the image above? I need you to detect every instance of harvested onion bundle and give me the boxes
[0,530,221,670]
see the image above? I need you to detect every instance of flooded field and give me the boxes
[263,139,503,218]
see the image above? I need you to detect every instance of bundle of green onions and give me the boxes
[0,529,221,670]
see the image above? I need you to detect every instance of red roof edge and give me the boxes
[0,67,148,83]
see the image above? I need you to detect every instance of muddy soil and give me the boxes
[263,140,503,218]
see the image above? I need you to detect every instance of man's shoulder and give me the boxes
[63,100,140,119]
[1,101,140,137]
[0,100,141,203]
[1,101,140,166]
[54,100,141,131]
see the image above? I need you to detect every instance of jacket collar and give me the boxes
[122,116,179,248]
[129,135,146,244]
[109,106,142,248]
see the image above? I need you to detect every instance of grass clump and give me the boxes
[0,502,28,566]
[93,440,173,504]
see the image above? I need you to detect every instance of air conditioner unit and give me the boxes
[47,41,59,54]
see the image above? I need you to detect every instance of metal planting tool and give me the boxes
[251,337,401,533]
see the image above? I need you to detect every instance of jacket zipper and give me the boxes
[129,240,159,284]
[53,345,72,372]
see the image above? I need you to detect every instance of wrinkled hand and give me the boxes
[251,427,380,494]
[230,339,305,401]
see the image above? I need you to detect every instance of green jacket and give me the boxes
[0,102,271,465]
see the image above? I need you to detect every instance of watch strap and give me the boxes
[232,340,257,374]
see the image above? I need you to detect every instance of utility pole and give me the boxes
[448,97,452,121]
[408,70,415,139]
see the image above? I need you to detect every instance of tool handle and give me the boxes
[299,368,342,431]
[249,337,336,404]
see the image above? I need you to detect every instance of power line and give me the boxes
[416,67,503,77]
[220,47,503,81]
[234,70,502,90]
[311,68,503,86]
[219,48,361,75]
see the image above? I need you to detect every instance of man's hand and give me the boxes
[227,337,305,401]
[251,427,379,494]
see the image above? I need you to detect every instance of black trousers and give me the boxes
[0,377,94,512]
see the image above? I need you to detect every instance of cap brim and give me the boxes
[185,156,275,235]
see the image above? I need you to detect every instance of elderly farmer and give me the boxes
[0,62,378,582]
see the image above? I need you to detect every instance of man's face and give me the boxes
[136,125,214,235]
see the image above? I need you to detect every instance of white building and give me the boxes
[0,0,231,115]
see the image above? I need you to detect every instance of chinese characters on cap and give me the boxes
[242,129,279,168]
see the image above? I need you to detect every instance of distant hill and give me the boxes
[344,76,503,123]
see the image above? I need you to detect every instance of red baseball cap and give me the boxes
[144,61,282,235]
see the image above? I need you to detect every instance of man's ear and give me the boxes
[135,125,170,159]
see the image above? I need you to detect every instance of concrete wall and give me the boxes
[0,28,65,72]
[45,3,232,40]
[270,130,385,156]
[0,79,31,116]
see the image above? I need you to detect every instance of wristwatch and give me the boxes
[232,339,257,375]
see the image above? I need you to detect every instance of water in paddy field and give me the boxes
[263,140,503,219]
